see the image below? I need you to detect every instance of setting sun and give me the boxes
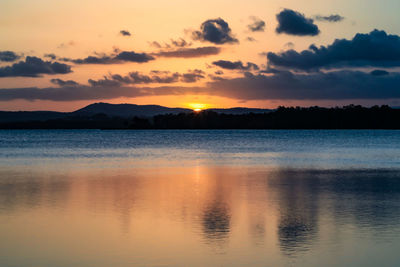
[188,103,208,112]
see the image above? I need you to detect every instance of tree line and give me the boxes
[1,105,400,129]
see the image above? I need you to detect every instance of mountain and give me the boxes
[72,102,192,117]
[71,103,272,117]
[0,102,273,124]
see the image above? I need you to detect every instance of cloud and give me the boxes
[149,41,163,48]
[212,60,259,71]
[276,9,320,36]
[0,56,72,77]
[63,51,155,64]
[1,69,400,101]
[246,37,257,42]
[50,78,79,87]
[171,38,191,47]
[0,85,204,101]
[115,51,154,62]
[149,38,192,49]
[0,51,21,62]
[1,70,400,101]
[63,55,113,64]
[248,17,266,32]
[192,18,239,44]
[89,72,179,86]
[88,69,205,86]
[119,30,131,36]
[155,46,221,58]
[44,53,57,60]
[315,14,345,22]
[180,69,206,83]
[208,70,400,100]
[267,30,400,71]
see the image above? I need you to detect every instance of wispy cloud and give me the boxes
[155,47,221,58]
[248,16,266,32]
[315,14,345,22]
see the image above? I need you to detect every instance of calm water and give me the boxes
[1,130,400,267]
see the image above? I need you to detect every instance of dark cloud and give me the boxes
[180,69,205,83]
[44,53,57,60]
[0,56,72,77]
[89,69,205,86]
[208,74,226,81]
[63,51,155,64]
[50,78,79,87]
[63,55,113,64]
[209,70,400,100]
[248,17,266,32]
[276,9,320,36]
[246,37,257,42]
[155,47,221,58]
[212,60,259,71]
[149,41,162,48]
[88,77,122,87]
[267,30,400,71]
[1,70,400,101]
[0,85,204,101]
[149,38,191,49]
[170,38,191,48]
[119,30,131,36]
[0,51,21,62]
[315,14,345,22]
[115,51,154,62]
[192,18,239,44]
[96,72,179,86]
[150,70,171,75]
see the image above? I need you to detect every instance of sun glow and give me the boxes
[188,103,208,112]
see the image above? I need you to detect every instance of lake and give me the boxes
[1,130,400,267]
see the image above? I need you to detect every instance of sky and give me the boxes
[0,0,400,111]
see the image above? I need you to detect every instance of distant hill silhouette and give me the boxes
[72,102,192,117]
[1,104,400,129]
[73,103,272,117]
[0,102,272,123]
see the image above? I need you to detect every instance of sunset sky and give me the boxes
[1,0,400,111]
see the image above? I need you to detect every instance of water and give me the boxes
[1,130,400,267]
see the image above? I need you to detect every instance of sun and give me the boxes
[188,103,208,112]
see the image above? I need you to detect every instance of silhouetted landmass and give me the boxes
[72,102,192,117]
[1,105,400,129]
[207,107,272,114]
[73,103,272,117]
[0,103,272,124]
[0,111,67,123]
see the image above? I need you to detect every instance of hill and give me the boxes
[0,103,273,123]
[72,102,192,117]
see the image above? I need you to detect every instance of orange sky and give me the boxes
[0,0,400,111]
